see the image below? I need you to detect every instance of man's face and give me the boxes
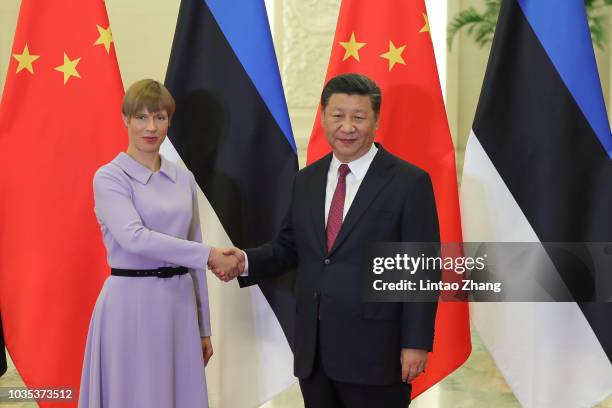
[123,107,169,154]
[322,93,379,163]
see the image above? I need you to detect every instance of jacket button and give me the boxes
[324,258,331,265]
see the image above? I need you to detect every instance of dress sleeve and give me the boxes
[187,173,212,337]
[93,166,211,270]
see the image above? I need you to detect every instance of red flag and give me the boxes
[0,0,125,405]
[307,0,471,397]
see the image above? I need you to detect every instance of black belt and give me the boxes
[111,266,188,278]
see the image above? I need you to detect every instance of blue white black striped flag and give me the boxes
[461,0,612,406]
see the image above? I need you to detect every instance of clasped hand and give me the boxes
[207,247,245,282]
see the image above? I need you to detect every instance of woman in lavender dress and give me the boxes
[79,80,234,408]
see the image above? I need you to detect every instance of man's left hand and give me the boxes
[400,348,428,383]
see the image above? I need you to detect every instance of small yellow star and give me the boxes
[380,41,406,71]
[94,24,113,53]
[420,13,430,33]
[12,44,40,74]
[339,32,366,62]
[54,53,81,85]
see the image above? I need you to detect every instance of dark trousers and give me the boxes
[299,326,411,408]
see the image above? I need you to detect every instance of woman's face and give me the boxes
[124,107,169,155]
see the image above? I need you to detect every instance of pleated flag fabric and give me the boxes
[164,0,298,406]
[0,1,125,405]
[461,0,612,406]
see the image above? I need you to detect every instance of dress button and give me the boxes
[324,259,331,265]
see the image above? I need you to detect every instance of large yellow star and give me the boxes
[12,44,40,74]
[420,13,430,33]
[54,53,81,85]
[339,32,366,62]
[94,24,113,53]
[380,41,406,71]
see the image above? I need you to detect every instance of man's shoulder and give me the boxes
[295,152,333,180]
[376,148,430,180]
[293,147,432,182]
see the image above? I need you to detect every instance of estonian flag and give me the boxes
[461,0,612,407]
[164,0,298,406]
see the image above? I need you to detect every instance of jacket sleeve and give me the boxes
[242,176,298,282]
[400,172,441,350]
[93,166,211,270]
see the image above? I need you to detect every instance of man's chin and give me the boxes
[334,146,368,161]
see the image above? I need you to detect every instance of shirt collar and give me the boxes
[329,144,378,181]
[113,152,177,184]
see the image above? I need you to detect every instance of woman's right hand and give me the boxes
[201,336,213,366]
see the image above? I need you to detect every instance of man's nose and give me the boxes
[340,119,355,133]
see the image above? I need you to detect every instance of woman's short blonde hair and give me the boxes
[122,79,176,121]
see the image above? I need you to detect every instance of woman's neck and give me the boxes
[126,147,161,172]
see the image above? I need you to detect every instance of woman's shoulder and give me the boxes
[93,157,130,190]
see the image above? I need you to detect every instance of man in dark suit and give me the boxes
[212,73,440,407]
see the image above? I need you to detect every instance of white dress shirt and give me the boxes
[325,144,378,224]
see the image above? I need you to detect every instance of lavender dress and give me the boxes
[79,152,211,408]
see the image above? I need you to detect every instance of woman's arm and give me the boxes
[93,166,211,270]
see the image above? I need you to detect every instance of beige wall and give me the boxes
[0,0,21,94]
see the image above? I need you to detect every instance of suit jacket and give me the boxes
[246,146,440,385]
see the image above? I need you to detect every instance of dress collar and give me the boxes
[113,152,177,184]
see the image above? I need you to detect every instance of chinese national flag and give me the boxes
[308,0,471,398]
[0,0,125,405]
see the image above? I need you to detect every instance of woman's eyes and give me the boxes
[135,115,167,121]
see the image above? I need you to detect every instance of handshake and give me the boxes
[207,247,246,282]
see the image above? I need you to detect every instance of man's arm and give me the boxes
[399,172,441,382]
[210,177,299,282]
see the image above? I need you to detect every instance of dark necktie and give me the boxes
[326,164,350,251]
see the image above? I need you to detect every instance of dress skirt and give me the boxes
[78,273,208,408]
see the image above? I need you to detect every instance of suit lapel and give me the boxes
[308,154,332,254]
[328,148,395,255]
